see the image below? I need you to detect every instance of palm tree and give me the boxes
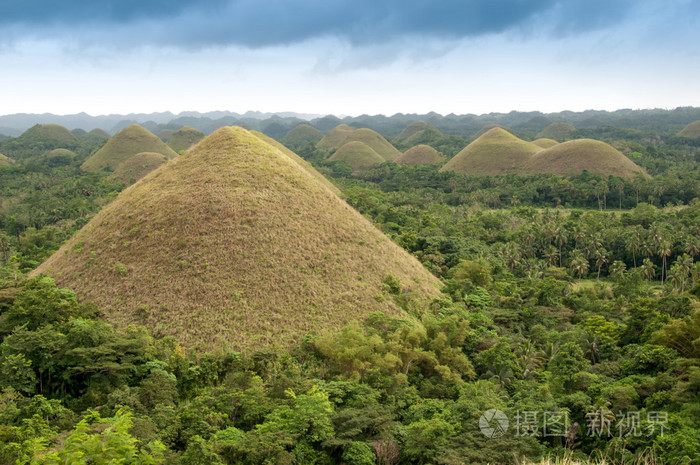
[609,260,627,281]
[594,248,609,280]
[626,227,643,267]
[641,258,656,281]
[571,250,590,280]
[659,240,672,284]
[516,340,546,379]
[553,224,568,267]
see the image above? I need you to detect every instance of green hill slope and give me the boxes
[316,124,356,151]
[280,124,323,148]
[329,141,386,173]
[108,152,169,185]
[440,127,543,175]
[523,139,648,178]
[677,120,700,138]
[531,138,559,149]
[395,121,443,147]
[0,124,83,160]
[0,153,13,167]
[166,126,205,153]
[34,126,441,351]
[341,128,402,162]
[537,122,576,140]
[396,144,445,165]
[81,124,178,172]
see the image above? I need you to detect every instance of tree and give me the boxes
[641,258,656,281]
[570,250,590,280]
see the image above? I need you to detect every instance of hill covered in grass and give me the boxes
[328,140,386,173]
[45,148,78,159]
[523,139,648,178]
[340,128,401,162]
[166,126,205,153]
[537,122,575,140]
[0,124,84,160]
[316,124,356,151]
[394,121,443,147]
[0,153,13,167]
[396,144,445,165]
[280,123,323,148]
[34,126,441,351]
[108,152,169,185]
[677,120,700,138]
[440,127,543,175]
[81,124,178,172]
[531,138,559,148]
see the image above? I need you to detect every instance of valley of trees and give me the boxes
[0,112,699,464]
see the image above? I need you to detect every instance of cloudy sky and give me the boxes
[1,0,699,116]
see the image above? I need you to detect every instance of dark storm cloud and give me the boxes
[0,0,644,47]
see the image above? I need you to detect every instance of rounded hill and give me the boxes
[35,126,441,351]
[316,124,356,151]
[440,127,543,175]
[45,148,78,159]
[396,145,445,165]
[395,121,442,147]
[537,122,575,140]
[329,141,385,173]
[677,120,700,138]
[523,139,648,178]
[0,124,83,160]
[81,124,178,172]
[108,152,169,185]
[341,128,402,162]
[0,153,13,167]
[532,138,559,149]
[280,124,323,148]
[166,126,205,153]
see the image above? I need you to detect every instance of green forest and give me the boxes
[0,114,699,465]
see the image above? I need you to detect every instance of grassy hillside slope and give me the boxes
[166,126,205,153]
[35,126,441,351]
[396,144,445,165]
[328,141,386,173]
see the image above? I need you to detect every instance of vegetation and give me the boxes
[108,152,169,185]
[316,124,356,151]
[532,138,559,149]
[280,123,323,149]
[340,128,402,162]
[81,124,178,172]
[329,141,386,173]
[537,122,576,140]
[677,120,700,139]
[1,111,700,464]
[395,145,445,166]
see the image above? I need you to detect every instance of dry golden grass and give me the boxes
[440,127,543,175]
[81,124,178,172]
[341,128,402,162]
[316,124,356,151]
[250,130,341,195]
[328,141,386,173]
[531,138,559,149]
[108,152,168,185]
[396,144,445,165]
[523,139,649,178]
[677,120,700,138]
[166,126,205,153]
[537,122,576,140]
[34,126,441,352]
[280,124,323,147]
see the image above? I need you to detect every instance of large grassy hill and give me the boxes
[328,141,386,173]
[108,152,169,185]
[394,121,443,147]
[280,123,323,148]
[531,138,559,149]
[0,153,13,167]
[0,124,84,160]
[677,120,700,138]
[440,127,543,175]
[523,139,648,178]
[34,126,441,351]
[81,124,178,172]
[166,126,205,153]
[396,144,445,165]
[316,124,356,151]
[340,128,402,162]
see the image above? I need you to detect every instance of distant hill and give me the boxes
[81,124,178,172]
[0,124,83,160]
[537,122,576,140]
[531,138,559,149]
[340,128,401,162]
[440,127,543,175]
[166,126,205,153]
[280,124,323,148]
[316,124,356,151]
[157,129,176,142]
[34,126,441,351]
[677,120,700,138]
[396,144,445,165]
[394,121,442,147]
[328,141,386,174]
[108,152,169,185]
[523,139,648,178]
